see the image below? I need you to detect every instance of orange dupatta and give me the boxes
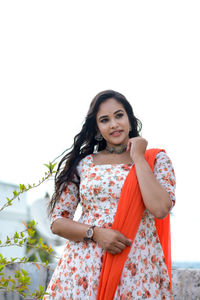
[97,149,172,300]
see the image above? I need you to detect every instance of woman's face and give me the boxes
[96,98,131,147]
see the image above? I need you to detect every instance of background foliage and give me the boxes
[0,162,57,299]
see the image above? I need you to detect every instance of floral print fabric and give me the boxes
[44,151,176,300]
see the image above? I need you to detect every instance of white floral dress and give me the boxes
[44,151,176,300]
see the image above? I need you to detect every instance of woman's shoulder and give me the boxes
[154,150,173,165]
[153,149,176,206]
[146,148,175,174]
[146,148,172,162]
[76,154,93,174]
[79,153,93,165]
[153,150,175,180]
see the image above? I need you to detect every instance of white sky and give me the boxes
[0,0,200,262]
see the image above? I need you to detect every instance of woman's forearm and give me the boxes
[51,218,90,242]
[51,217,131,255]
[134,156,172,219]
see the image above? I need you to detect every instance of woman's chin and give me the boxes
[107,139,128,147]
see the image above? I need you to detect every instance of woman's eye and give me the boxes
[116,113,123,118]
[100,118,108,123]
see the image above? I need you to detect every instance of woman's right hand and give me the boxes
[93,227,132,255]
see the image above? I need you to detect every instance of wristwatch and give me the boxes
[83,225,96,242]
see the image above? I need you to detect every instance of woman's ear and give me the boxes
[95,126,101,135]
[95,131,103,141]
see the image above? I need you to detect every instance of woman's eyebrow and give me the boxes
[98,109,124,120]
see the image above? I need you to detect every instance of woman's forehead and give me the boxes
[97,98,125,117]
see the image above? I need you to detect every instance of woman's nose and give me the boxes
[109,118,118,128]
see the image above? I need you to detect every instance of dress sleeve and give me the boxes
[153,151,176,209]
[50,180,80,227]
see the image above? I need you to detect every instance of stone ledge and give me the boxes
[172,268,200,300]
[0,263,200,299]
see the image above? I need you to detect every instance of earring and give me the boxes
[95,132,103,141]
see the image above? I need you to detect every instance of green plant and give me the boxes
[0,161,58,299]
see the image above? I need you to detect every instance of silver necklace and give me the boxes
[105,144,127,154]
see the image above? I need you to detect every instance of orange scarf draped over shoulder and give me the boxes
[97,149,172,300]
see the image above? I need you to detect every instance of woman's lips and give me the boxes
[110,130,123,137]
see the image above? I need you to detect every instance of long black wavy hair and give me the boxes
[48,90,142,215]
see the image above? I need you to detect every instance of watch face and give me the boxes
[87,228,93,238]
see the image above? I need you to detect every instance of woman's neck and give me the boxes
[105,144,127,154]
[93,150,133,165]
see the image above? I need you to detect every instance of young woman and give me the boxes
[44,90,176,299]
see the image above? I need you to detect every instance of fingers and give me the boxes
[126,140,132,152]
[125,239,132,247]
[97,228,132,255]
[126,141,130,152]
[115,241,127,251]
[117,233,132,247]
[108,241,131,255]
[107,235,132,255]
[126,137,148,162]
[108,246,122,255]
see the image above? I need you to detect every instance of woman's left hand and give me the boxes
[126,137,148,163]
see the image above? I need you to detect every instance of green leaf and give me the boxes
[29,220,36,227]
[43,163,50,169]
[39,285,44,292]
[19,184,26,191]
[20,257,27,262]
[14,232,19,239]
[28,230,35,238]
[21,269,28,276]
[11,258,17,262]
[28,238,36,244]
[51,162,57,170]
[38,238,43,245]
[6,197,13,206]
[13,190,19,197]
[3,280,9,287]
[0,265,5,272]
[44,162,57,174]
[15,271,20,278]
[6,236,10,244]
